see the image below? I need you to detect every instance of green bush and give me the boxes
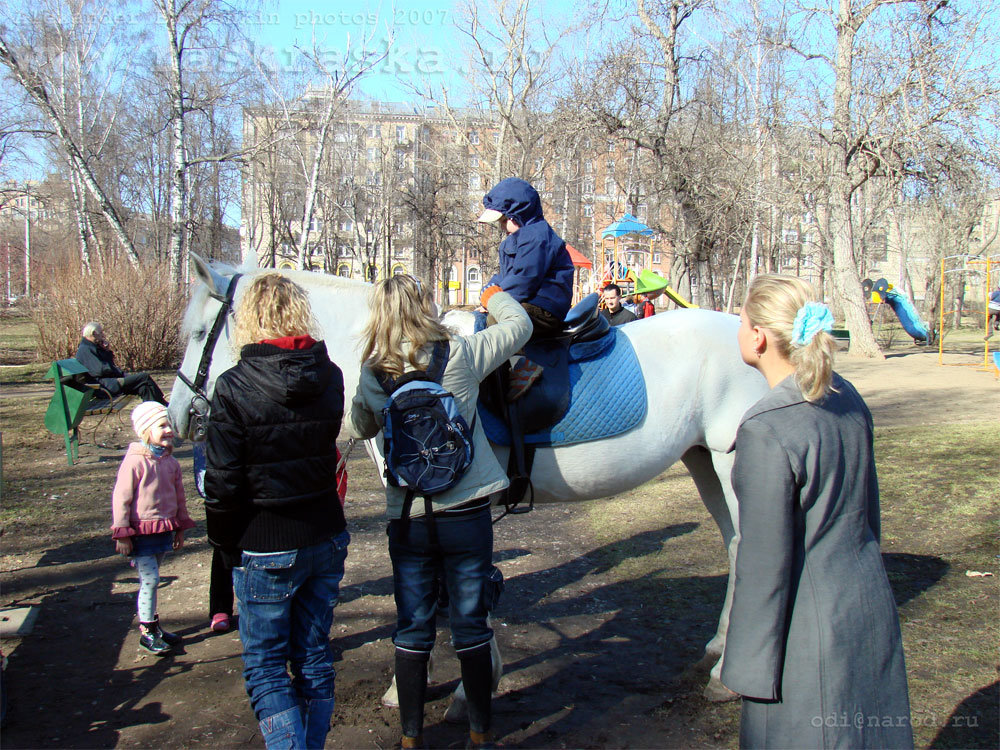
[30,260,188,371]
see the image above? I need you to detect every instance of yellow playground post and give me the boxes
[938,255,997,371]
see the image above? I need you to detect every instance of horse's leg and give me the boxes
[381,648,437,708]
[681,446,740,703]
[444,627,502,724]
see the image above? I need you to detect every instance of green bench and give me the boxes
[44,359,134,465]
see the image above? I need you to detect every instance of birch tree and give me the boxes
[150,0,252,288]
[0,2,141,269]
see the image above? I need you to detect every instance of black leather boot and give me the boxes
[139,622,171,655]
[153,615,182,645]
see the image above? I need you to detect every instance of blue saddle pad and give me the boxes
[479,327,647,447]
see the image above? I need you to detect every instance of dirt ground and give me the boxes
[0,342,997,749]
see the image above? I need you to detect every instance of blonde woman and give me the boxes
[722,275,912,749]
[204,273,349,750]
[349,275,531,749]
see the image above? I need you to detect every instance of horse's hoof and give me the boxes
[444,697,468,724]
[382,678,399,708]
[703,679,739,703]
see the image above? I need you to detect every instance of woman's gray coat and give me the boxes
[721,373,912,749]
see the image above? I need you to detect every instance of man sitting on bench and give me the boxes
[75,322,167,406]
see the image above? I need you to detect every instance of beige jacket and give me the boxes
[348,291,532,518]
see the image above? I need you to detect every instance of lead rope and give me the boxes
[337,437,356,474]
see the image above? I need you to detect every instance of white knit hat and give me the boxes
[132,401,168,438]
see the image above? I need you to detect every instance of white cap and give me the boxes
[477,208,504,223]
[132,401,168,438]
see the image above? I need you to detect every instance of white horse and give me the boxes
[168,255,769,709]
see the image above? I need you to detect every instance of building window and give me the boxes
[652,252,661,264]
[534,158,543,171]
[604,177,615,194]
[392,264,407,276]
[583,205,594,218]
[469,173,481,190]
[395,149,407,169]
[308,217,322,232]
[470,156,479,168]
[583,178,595,194]
[493,132,500,144]
[367,147,377,161]
[783,229,799,244]
[468,131,479,144]
[584,159,593,173]
[340,219,353,232]
[607,140,615,153]
[637,204,647,221]
[467,266,480,284]
[338,264,351,277]
[396,125,406,142]
[606,159,615,172]
[536,176,545,191]
[368,123,379,138]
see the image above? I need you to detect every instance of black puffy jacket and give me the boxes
[204,339,346,555]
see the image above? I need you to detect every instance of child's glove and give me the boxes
[479,285,502,308]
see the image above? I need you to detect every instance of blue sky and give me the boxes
[244,0,588,102]
[247,0,484,101]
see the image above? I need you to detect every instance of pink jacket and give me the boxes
[111,443,196,539]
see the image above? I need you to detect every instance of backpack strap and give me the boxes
[375,340,451,394]
[424,340,450,383]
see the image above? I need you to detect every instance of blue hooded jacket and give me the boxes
[483,177,575,320]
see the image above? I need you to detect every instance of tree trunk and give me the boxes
[164,3,188,290]
[830,0,883,359]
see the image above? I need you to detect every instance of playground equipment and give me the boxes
[937,255,998,371]
[565,243,593,304]
[599,217,695,308]
[635,268,697,309]
[600,214,653,293]
[861,278,931,345]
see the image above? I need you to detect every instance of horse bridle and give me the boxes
[175,272,242,441]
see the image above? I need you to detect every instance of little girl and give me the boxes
[112,401,195,655]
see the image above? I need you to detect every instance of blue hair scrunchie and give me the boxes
[791,302,834,347]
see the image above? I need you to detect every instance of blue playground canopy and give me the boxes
[601,214,654,238]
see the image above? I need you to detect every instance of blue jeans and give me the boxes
[233,532,350,732]
[388,508,493,653]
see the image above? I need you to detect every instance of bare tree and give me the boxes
[0,2,142,270]
[788,0,1000,356]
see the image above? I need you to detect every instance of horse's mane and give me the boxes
[181,262,371,335]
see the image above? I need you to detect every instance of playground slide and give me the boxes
[884,289,929,342]
[663,285,697,308]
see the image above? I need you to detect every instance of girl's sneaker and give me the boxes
[138,623,171,656]
[210,613,231,632]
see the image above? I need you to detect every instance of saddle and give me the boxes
[478,293,618,515]
[478,292,610,435]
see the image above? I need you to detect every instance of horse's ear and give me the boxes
[240,247,259,271]
[190,252,228,297]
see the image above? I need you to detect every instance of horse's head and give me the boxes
[169,254,243,441]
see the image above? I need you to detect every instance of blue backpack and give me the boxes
[376,341,475,503]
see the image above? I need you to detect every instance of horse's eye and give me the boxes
[193,328,206,342]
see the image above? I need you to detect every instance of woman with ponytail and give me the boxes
[721,275,912,749]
